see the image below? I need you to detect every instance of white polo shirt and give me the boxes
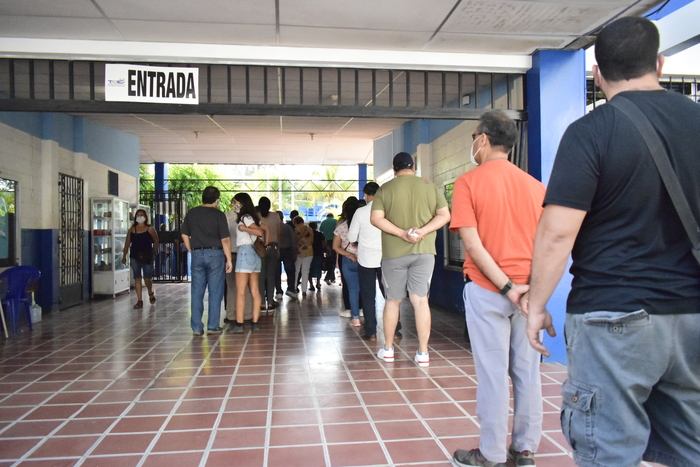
[347,201,382,268]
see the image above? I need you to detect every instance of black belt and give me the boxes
[193,247,222,250]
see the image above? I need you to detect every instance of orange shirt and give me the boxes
[449,160,545,293]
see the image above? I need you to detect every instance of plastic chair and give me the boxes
[0,266,41,336]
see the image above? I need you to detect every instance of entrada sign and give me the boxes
[105,64,199,105]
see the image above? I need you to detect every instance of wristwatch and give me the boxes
[499,280,514,296]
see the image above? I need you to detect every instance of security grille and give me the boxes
[59,173,84,309]
[139,191,188,282]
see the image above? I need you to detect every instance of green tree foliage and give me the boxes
[167,164,231,210]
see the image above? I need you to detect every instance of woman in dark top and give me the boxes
[122,209,159,309]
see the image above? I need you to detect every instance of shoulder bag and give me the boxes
[609,96,700,266]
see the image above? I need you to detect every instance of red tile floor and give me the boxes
[0,282,663,467]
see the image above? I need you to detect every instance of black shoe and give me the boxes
[362,334,377,341]
[251,322,260,332]
[229,323,245,334]
[207,327,223,335]
[394,332,403,340]
[316,284,322,290]
[223,318,234,324]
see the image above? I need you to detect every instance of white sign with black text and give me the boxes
[105,64,199,105]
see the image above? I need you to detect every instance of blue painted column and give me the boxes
[358,164,367,198]
[526,49,586,364]
[153,162,168,228]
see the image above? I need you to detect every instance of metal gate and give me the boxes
[139,191,188,282]
[58,173,84,308]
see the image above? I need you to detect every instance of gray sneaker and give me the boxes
[229,324,245,334]
[507,445,536,466]
[452,448,506,467]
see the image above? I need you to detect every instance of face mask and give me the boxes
[470,134,482,166]
[135,216,146,224]
[233,204,241,214]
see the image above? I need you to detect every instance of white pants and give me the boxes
[294,256,313,292]
[463,282,543,463]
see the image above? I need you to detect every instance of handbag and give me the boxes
[253,237,267,258]
[609,96,700,266]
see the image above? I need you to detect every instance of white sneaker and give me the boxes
[377,347,394,362]
[414,351,429,367]
[285,290,297,299]
[339,310,352,318]
[275,293,283,300]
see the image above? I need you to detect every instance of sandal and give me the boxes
[149,292,156,304]
[133,301,143,309]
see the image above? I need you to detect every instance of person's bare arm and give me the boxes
[370,209,419,243]
[121,228,132,264]
[221,237,233,273]
[459,226,528,306]
[181,234,192,253]
[332,234,357,263]
[149,226,159,253]
[413,206,451,239]
[524,204,586,357]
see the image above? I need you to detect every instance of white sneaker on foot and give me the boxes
[414,351,429,367]
[377,347,394,362]
[339,310,352,318]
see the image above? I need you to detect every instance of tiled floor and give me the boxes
[0,281,656,466]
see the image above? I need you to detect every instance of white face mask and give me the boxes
[470,134,483,166]
[135,216,146,224]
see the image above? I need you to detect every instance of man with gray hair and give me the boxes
[450,110,545,467]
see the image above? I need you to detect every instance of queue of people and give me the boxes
[134,21,700,467]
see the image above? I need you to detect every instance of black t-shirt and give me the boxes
[312,230,325,257]
[181,205,230,250]
[546,90,700,315]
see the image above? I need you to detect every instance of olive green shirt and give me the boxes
[372,174,448,260]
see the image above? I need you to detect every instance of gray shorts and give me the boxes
[381,254,434,301]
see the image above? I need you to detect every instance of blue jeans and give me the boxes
[190,249,225,332]
[341,259,360,319]
[563,310,700,467]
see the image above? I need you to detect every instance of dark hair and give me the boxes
[258,196,271,218]
[309,221,317,230]
[290,210,299,219]
[234,192,259,225]
[293,216,304,225]
[478,110,517,152]
[338,197,359,227]
[326,213,334,218]
[358,199,367,207]
[277,210,284,221]
[595,17,659,82]
[202,186,220,204]
[363,182,379,196]
[132,209,150,227]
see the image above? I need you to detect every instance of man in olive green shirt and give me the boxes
[371,152,451,367]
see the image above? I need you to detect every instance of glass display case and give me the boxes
[91,197,130,297]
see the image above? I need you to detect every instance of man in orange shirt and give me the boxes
[450,111,545,467]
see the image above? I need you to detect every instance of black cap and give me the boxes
[393,152,414,171]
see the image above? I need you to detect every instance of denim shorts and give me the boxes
[235,244,261,273]
[130,257,153,279]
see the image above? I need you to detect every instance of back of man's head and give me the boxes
[478,110,517,153]
[595,16,659,82]
[202,186,220,204]
[326,213,334,218]
[363,182,380,197]
[290,210,299,219]
[393,152,414,171]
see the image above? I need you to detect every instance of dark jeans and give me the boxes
[259,246,279,304]
[279,247,296,292]
[324,246,337,282]
[358,264,382,336]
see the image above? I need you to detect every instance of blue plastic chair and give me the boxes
[0,266,41,336]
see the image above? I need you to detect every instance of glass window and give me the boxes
[0,178,17,268]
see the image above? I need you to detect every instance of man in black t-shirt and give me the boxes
[522,17,700,467]
[181,186,232,336]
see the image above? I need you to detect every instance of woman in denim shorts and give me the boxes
[230,193,265,333]
[121,209,159,309]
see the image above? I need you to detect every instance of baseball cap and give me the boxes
[393,152,414,171]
